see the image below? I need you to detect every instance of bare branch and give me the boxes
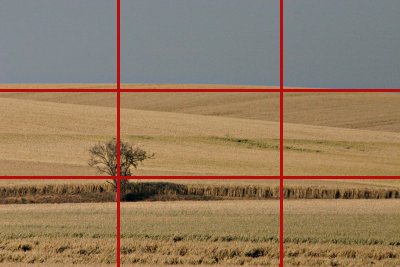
[88,138,153,199]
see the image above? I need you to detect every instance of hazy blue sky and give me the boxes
[1,0,399,87]
[121,0,279,85]
[0,0,115,83]
[286,0,400,88]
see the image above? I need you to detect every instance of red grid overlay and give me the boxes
[1,0,400,266]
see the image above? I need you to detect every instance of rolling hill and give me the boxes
[0,86,399,177]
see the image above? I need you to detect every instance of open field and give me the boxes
[0,200,279,266]
[0,93,116,176]
[121,200,280,266]
[1,88,399,175]
[0,89,280,175]
[0,83,274,89]
[0,203,116,266]
[1,85,400,265]
[121,84,277,89]
[284,93,400,175]
[2,199,399,266]
[284,199,400,266]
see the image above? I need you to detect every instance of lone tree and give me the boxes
[88,138,153,199]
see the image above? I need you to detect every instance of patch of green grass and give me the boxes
[127,135,279,150]
[210,136,279,150]
[284,139,388,153]
[126,135,395,154]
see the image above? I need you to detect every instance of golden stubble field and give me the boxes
[1,198,400,266]
[0,86,282,176]
[0,200,280,266]
[1,85,400,266]
[0,203,116,266]
[1,86,400,176]
[284,199,400,267]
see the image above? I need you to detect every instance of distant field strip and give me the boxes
[0,83,116,89]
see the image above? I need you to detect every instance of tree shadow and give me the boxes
[124,182,188,201]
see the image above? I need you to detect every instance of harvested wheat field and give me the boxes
[0,203,116,266]
[0,180,399,267]
[284,93,400,175]
[1,86,400,266]
[121,84,277,90]
[284,199,400,267]
[2,88,398,175]
[0,200,280,266]
[121,200,280,266]
[0,88,280,175]
[0,92,116,176]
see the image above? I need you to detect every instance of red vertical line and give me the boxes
[116,91,121,267]
[116,177,121,267]
[279,0,284,266]
[279,177,284,267]
[116,0,121,266]
[117,0,121,91]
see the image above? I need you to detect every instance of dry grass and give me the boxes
[284,199,400,266]
[285,243,400,267]
[284,93,400,175]
[0,180,114,204]
[126,181,400,200]
[284,93,400,132]
[4,179,400,189]
[121,200,279,266]
[120,94,280,175]
[0,203,116,265]
[0,91,280,176]
[0,265,114,267]
[0,179,109,187]
[2,85,399,267]
[121,83,278,89]
[284,179,400,189]
[0,200,279,266]
[2,88,399,175]
[1,195,399,265]
[1,180,400,204]
[120,92,280,121]
[0,95,116,175]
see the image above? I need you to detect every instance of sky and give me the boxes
[285,0,400,88]
[0,0,115,84]
[0,0,399,87]
[121,0,279,86]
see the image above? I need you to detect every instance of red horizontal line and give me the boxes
[0,175,398,180]
[284,175,400,180]
[120,89,280,93]
[0,89,117,93]
[124,175,280,179]
[284,88,400,93]
[1,88,398,93]
[0,176,111,179]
